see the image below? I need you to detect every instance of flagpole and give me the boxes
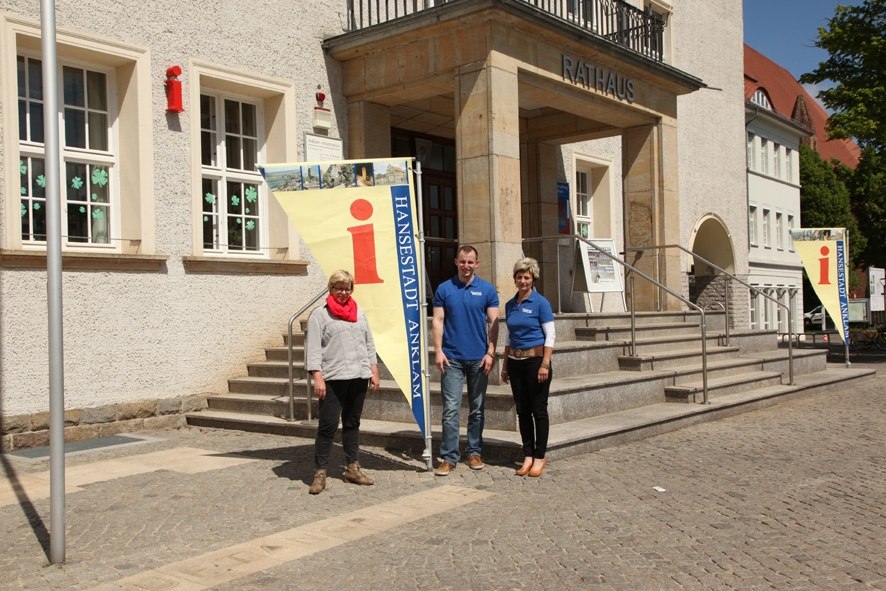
[41,0,66,564]
[843,229,851,367]
[414,161,433,471]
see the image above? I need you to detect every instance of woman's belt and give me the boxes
[509,346,544,359]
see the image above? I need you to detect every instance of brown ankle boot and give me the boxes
[343,462,374,486]
[309,469,327,494]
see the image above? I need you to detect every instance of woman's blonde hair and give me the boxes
[512,257,540,281]
[327,270,355,292]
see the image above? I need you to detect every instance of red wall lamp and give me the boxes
[165,66,184,113]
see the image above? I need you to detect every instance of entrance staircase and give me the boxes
[185,311,874,462]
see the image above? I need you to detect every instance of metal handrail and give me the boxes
[525,234,711,403]
[286,289,329,421]
[626,244,794,385]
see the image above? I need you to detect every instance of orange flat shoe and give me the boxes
[528,458,547,477]
[515,457,533,476]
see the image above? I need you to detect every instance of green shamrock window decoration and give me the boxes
[245,207,250,214]
[20,160,28,174]
[91,193,98,201]
[203,215,209,222]
[79,206,86,213]
[231,195,240,207]
[92,209,105,220]
[21,203,26,217]
[21,186,27,195]
[36,175,46,188]
[204,192,216,204]
[71,177,84,190]
[34,203,41,210]
[91,168,108,187]
[244,186,257,203]
[245,220,255,231]
[236,218,242,224]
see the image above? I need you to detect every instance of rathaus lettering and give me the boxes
[562,55,636,103]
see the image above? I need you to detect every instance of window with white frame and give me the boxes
[18,55,116,246]
[773,142,781,179]
[762,287,772,329]
[785,148,793,182]
[200,93,265,254]
[191,64,297,262]
[776,287,786,333]
[760,138,769,175]
[749,205,758,246]
[746,132,755,170]
[762,208,771,247]
[575,169,591,239]
[787,215,795,251]
[776,212,783,250]
[751,89,772,110]
[749,287,758,329]
[5,21,151,257]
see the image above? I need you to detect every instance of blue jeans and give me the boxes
[439,358,487,464]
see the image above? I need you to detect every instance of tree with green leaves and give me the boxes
[842,148,886,267]
[799,0,885,154]
[799,146,866,269]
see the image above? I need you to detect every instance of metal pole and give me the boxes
[555,242,562,314]
[629,273,636,356]
[41,0,66,564]
[414,161,433,471]
[724,278,731,346]
[786,289,794,384]
[700,310,709,404]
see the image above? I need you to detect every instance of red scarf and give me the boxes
[326,294,358,322]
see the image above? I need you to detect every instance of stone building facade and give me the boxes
[0,0,747,448]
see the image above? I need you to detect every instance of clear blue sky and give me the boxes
[743,0,861,96]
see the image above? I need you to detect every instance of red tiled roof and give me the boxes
[744,44,860,168]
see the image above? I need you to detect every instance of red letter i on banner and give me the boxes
[347,198,383,284]
[818,245,831,285]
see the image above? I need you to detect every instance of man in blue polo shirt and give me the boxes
[432,244,499,476]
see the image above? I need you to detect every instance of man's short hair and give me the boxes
[457,244,479,259]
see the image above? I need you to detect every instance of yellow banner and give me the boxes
[790,228,850,342]
[260,159,427,435]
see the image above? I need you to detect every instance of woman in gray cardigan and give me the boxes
[306,270,380,494]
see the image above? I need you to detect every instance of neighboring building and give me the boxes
[0,0,748,445]
[743,45,862,333]
[746,47,859,171]
[743,45,812,334]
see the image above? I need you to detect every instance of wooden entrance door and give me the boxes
[422,171,459,295]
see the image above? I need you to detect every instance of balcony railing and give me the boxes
[345,0,666,62]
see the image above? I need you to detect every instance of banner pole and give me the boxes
[414,161,433,471]
[843,229,851,367]
[41,0,66,564]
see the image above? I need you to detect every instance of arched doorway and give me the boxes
[688,215,737,317]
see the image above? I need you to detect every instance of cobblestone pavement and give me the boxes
[1,362,883,590]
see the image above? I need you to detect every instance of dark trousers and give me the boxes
[508,356,552,458]
[314,378,368,469]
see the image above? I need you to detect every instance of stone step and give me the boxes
[554,310,726,332]
[265,347,305,362]
[667,348,826,382]
[664,369,784,403]
[618,345,740,371]
[186,366,876,463]
[576,321,702,341]
[206,392,291,417]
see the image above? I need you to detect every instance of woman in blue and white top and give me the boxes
[500,257,556,477]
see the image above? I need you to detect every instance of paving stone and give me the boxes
[0,363,883,590]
